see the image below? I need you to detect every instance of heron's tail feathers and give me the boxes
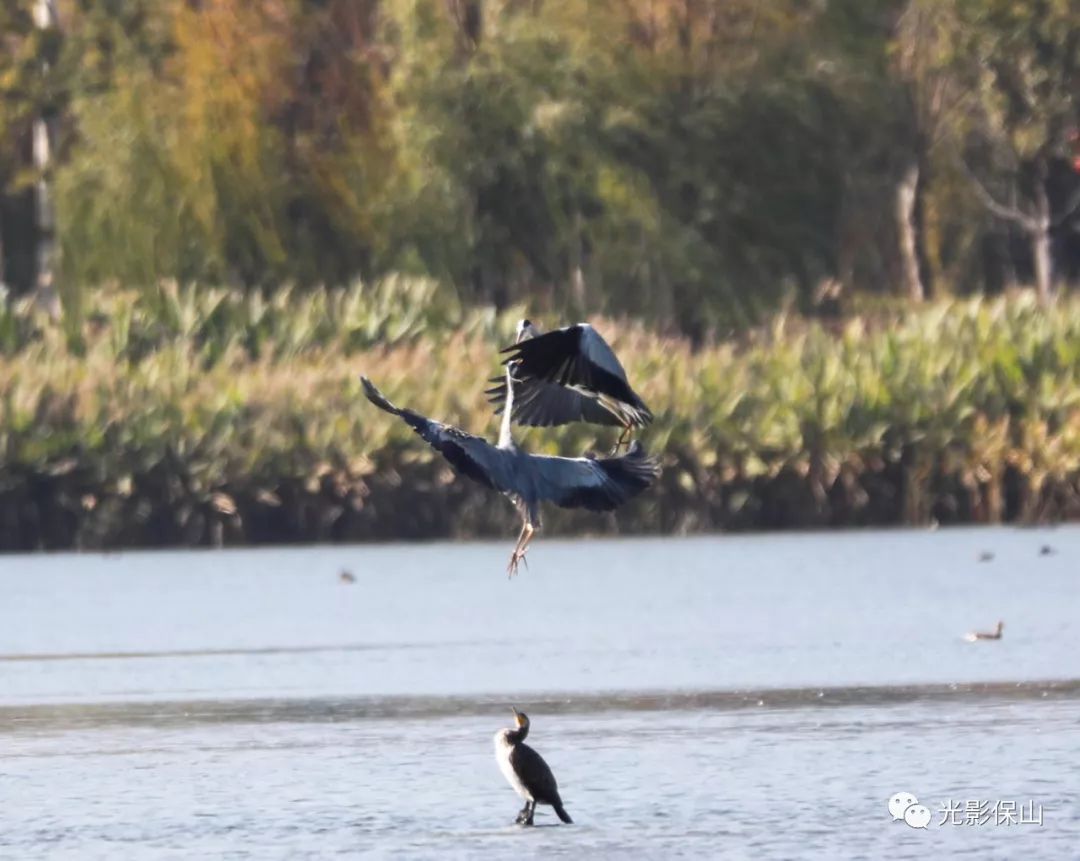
[360,376,402,416]
[553,802,573,824]
[596,440,660,495]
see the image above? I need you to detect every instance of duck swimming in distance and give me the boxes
[964,620,1004,642]
[494,708,572,826]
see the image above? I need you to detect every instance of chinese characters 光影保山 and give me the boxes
[936,799,1044,827]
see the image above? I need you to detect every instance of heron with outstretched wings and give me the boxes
[361,360,659,575]
[486,320,653,452]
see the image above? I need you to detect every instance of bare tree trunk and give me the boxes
[33,0,59,319]
[896,162,925,303]
[1032,174,1053,306]
[32,117,54,274]
[569,210,586,310]
[961,157,1059,306]
[1032,227,1052,305]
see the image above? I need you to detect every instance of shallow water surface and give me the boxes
[2,528,1078,858]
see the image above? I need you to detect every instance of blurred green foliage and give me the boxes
[1,2,1079,547]
[1,285,1079,548]
[1,1,1076,329]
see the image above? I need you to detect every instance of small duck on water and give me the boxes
[494,708,572,826]
[964,620,1004,642]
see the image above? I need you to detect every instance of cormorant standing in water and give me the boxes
[494,708,572,826]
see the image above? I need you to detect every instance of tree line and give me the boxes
[1,0,1079,336]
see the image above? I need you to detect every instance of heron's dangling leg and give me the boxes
[518,523,536,559]
[507,522,536,577]
[507,522,534,578]
[506,523,526,578]
[608,424,632,455]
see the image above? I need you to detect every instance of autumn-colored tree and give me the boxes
[53,0,400,290]
[1,0,1076,329]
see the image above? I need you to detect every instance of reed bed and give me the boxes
[1,283,1079,550]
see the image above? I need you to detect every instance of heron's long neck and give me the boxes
[498,364,515,449]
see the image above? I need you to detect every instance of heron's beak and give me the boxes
[515,319,534,343]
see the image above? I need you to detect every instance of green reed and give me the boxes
[1,283,1078,550]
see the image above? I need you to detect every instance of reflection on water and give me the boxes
[1,527,1078,858]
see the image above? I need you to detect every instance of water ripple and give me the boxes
[2,677,1077,732]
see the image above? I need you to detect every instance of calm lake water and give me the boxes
[2,527,1078,858]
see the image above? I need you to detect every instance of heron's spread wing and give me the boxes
[510,743,562,806]
[361,377,514,492]
[529,441,660,512]
[577,323,631,378]
[486,375,622,428]
[498,324,652,427]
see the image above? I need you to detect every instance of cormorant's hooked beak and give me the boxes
[511,707,527,728]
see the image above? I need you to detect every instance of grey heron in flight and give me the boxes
[486,320,653,452]
[361,364,659,576]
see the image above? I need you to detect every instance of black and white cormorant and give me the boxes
[494,708,573,826]
[487,320,653,451]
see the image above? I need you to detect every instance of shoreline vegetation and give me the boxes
[1,282,1079,552]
